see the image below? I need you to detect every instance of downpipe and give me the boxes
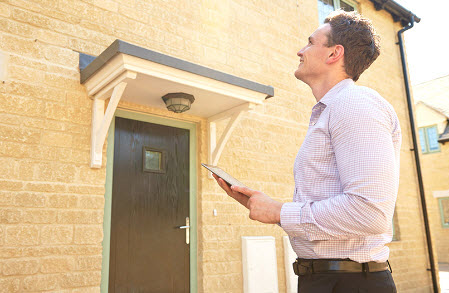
[397,16,439,293]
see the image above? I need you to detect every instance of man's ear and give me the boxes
[326,44,344,64]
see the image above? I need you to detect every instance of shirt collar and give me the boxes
[318,79,354,106]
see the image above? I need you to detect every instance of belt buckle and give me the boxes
[293,259,312,276]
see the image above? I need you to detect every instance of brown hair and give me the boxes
[324,10,380,82]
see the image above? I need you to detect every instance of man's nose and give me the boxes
[297,47,305,56]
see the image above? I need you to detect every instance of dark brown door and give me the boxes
[109,117,190,293]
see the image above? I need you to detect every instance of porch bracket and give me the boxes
[90,78,133,168]
[207,102,256,168]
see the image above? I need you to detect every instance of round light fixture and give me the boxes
[161,92,195,113]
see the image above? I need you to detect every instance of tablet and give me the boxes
[201,163,247,188]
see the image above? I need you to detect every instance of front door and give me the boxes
[109,117,190,293]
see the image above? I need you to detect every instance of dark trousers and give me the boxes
[298,270,397,293]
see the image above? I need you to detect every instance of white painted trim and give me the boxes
[207,103,255,166]
[283,236,297,293]
[90,82,128,168]
[433,190,449,198]
[84,52,269,168]
[242,236,279,293]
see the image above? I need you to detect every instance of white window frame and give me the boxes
[318,0,359,24]
[419,125,441,154]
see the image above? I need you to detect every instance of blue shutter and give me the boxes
[426,126,440,152]
[418,128,427,153]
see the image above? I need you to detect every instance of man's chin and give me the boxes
[294,70,304,81]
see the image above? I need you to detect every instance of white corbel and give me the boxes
[90,71,136,168]
[208,102,256,167]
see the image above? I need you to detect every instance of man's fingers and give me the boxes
[216,178,249,207]
[230,185,253,197]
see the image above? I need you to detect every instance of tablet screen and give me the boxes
[201,163,247,188]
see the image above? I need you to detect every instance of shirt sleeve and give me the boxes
[280,92,400,241]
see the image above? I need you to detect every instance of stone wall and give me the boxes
[0,0,436,292]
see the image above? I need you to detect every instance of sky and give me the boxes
[395,0,449,85]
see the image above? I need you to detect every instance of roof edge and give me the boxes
[369,0,420,27]
[79,39,274,98]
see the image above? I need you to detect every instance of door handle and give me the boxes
[176,217,190,244]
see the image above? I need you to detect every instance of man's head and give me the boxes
[324,10,380,82]
[295,10,380,84]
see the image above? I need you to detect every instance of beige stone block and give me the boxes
[0,277,20,293]
[74,225,103,244]
[76,165,107,185]
[41,256,75,273]
[3,258,39,275]
[119,4,148,22]
[32,162,76,183]
[0,93,44,117]
[0,191,14,206]
[71,287,99,293]
[44,45,79,68]
[78,195,104,209]
[9,64,46,83]
[68,38,104,56]
[5,81,63,102]
[9,55,46,71]
[0,3,10,17]
[44,73,83,91]
[76,255,102,270]
[0,29,44,58]
[0,225,4,246]
[48,194,78,208]
[60,271,101,288]
[36,28,69,47]
[41,131,73,147]
[24,182,67,193]
[0,124,41,144]
[116,0,135,6]
[66,184,104,195]
[0,208,22,224]
[41,225,73,245]
[5,225,39,246]
[0,141,27,159]
[0,17,38,40]
[93,0,118,12]
[58,210,103,224]
[80,19,114,36]
[23,209,57,224]
[22,274,58,291]
[0,179,23,191]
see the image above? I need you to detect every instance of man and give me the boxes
[213,10,401,293]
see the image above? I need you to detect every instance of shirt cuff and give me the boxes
[280,202,307,237]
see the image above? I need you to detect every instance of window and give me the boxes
[418,125,441,154]
[439,198,449,228]
[143,146,166,173]
[318,0,357,24]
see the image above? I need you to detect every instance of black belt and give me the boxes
[293,258,391,276]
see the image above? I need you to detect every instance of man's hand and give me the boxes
[213,174,283,224]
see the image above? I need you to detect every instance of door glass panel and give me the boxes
[143,147,165,173]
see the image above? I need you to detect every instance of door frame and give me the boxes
[100,109,198,293]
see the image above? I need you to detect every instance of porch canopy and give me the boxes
[80,40,274,168]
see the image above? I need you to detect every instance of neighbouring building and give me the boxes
[0,0,439,292]
[414,75,449,264]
